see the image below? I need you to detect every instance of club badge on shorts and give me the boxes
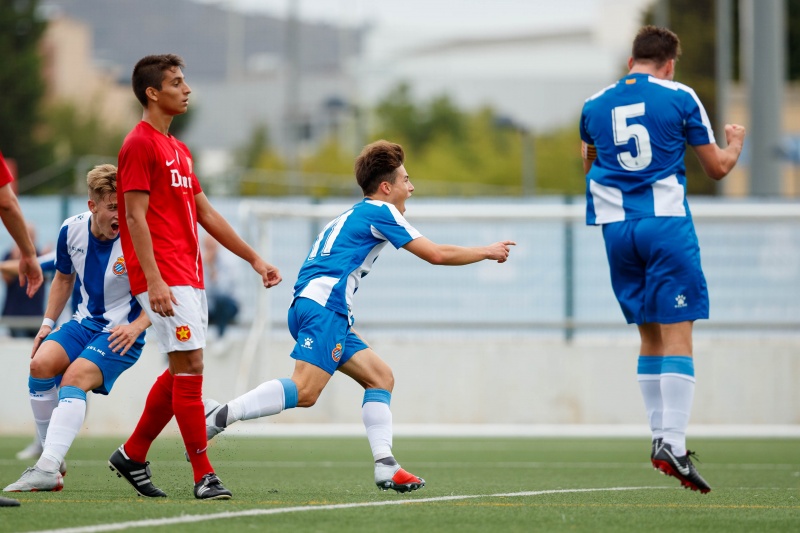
[331,343,342,362]
[176,325,192,342]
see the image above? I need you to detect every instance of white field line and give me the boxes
[30,486,667,533]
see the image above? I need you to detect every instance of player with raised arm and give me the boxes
[3,164,150,493]
[107,54,282,501]
[203,140,515,493]
[579,26,745,493]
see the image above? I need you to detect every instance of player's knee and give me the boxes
[170,359,204,375]
[29,358,54,379]
[296,386,322,408]
[369,365,394,391]
[379,368,394,391]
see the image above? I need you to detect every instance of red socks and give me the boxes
[172,374,213,482]
[124,369,175,462]
[123,370,214,483]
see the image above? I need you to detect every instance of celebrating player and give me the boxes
[203,140,515,493]
[3,164,150,493]
[579,26,745,493]
[107,54,282,501]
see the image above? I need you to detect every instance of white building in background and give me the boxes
[38,0,657,180]
[356,0,653,133]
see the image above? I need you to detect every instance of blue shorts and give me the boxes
[288,297,368,375]
[602,217,709,325]
[46,320,144,395]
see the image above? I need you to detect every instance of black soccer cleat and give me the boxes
[0,497,20,507]
[194,473,232,500]
[108,446,167,498]
[650,437,663,467]
[652,441,711,493]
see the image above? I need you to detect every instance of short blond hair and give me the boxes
[86,164,117,203]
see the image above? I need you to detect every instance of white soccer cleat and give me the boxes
[3,466,64,492]
[15,438,43,460]
[204,399,226,441]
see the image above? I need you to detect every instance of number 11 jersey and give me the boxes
[293,198,422,325]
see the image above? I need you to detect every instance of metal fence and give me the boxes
[240,198,800,342]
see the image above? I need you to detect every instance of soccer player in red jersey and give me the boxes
[108,54,282,500]
[0,150,43,508]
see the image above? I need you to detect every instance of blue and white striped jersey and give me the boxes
[579,73,715,225]
[293,199,422,323]
[55,211,144,336]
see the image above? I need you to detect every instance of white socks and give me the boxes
[661,373,695,457]
[637,355,664,440]
[30,385,59,449]
[37,395,86,472]
[362,390,393,461]
[638,355,696,456]
[227,379,294,424]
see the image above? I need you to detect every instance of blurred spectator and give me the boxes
[203,234,240,338]
[1,224,47,337]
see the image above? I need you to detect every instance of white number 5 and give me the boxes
[613,103,652,171]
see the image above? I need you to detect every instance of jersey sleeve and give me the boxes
[374,204,422,249]
[579,107,594,145]
[54,224,74,275]
[682,88,716,147]
[119,135,154,193]
[38,250,57,273]
[0,151,14,187]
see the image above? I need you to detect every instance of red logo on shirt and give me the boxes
[331,343,342,362]
[176,325,191,342]
[112,256,126,276]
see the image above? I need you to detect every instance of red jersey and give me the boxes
[0,151,14,188]
[118,121,204,296]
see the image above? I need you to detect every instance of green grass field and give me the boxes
[0,435,797,532]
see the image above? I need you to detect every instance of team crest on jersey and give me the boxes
[112,256,126,276]
[331,343,342,362]
[176,325,192,342]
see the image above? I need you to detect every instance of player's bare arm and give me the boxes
[0,183,44,296]
[692,123,746,180]
[195,192,282,288]
[108,310,151,356]
[124,190,177,316]
[31,270,76,358]
[403,237,515,265]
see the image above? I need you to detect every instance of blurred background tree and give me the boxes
[10,0,800,198]
[642,0,800,194]
[0,0,53,181]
